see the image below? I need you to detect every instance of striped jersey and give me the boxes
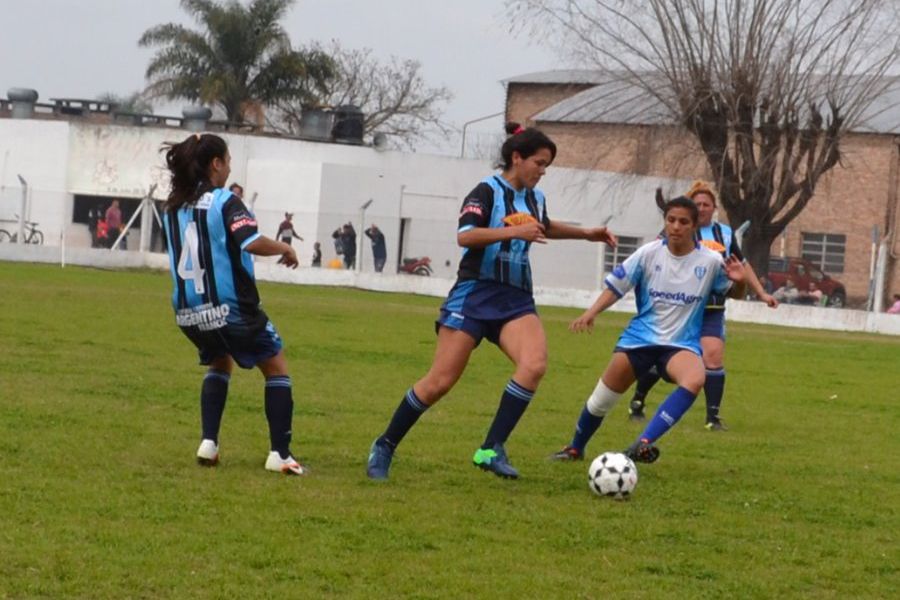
[605,239,732,355]
[163,188,266,337]
[696,221,742,308]
[456,175,550,293]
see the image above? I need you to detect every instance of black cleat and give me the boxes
[624,438,660,464]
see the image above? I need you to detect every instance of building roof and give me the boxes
[518,70,900,135]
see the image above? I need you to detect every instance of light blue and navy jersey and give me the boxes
[456,175,550,293]
[696,222,742,308]
[605,239,732,355]
[163,188,266,336]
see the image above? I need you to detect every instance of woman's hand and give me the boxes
[585,226,617,247]
[278,246,298,268]
[569,311,596,333]
[724,255,746,282]
[759,292,779,308]
[514,221,547,244]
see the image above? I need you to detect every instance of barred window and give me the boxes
[604,236,642,274]
[801,232,845,274]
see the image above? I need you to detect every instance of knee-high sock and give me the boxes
[265,376,294,459]
[639,386,697,443]
[704,369,726,423]
[380,388,429,450]
[482,380,534,449]
[569,379,622,453]
[200,370,230,443]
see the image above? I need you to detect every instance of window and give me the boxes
[801,232,845,274]
[604,236,642,274]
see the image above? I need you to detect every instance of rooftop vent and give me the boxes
[7,88,38,119]
[182,106,212,132]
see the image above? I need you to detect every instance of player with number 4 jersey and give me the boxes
[161,133,307,476]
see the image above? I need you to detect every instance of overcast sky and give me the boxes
[0,0,564,154]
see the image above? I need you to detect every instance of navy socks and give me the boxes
[380,388,429,450]
[200,370,230,443]
[482,380,534,449]
[570,405,604,454]
[704,369,725,423]
[264,376,294,459]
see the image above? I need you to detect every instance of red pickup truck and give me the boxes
[767,257,847,307]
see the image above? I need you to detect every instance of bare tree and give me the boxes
[273,42,453,149]
[511,0,899,273]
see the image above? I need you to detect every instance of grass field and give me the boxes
[1,262,898,599]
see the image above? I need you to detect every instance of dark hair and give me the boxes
[663,196,699,224]
[161,133,228,211]
[498,121,557,170]
[229,182,243,193]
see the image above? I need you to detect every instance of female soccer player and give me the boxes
[628,181,777,429]
[551,196,747,463]
[161,133,306,476]
[366,123,617,480]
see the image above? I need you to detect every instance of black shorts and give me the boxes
[181,320,283,369]
[615,345,691,381]
[436,280,537,346]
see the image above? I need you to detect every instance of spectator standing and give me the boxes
[105,199,123,249]
[311,242,322,267]
[333,223,357,269]
[87,203,103,247]
[277,213,303,246]
[365,224,387,272]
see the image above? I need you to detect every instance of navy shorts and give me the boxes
[436,280,537,346]
[700,309,726,340]
[182,320,284,369]
[615,345,691,381]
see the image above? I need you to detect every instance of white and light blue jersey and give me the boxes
[605,239,731,355]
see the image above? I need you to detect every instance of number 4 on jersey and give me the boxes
[177,222,206,294]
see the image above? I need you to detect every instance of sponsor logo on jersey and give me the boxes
[176,302,230,331]
[700,239,726,253]
[461,201,483,217]
[694,266,708,279]
[229,216,256,232]
[197,192,214,209]
[648,288,703,304]
[502,212,537,226]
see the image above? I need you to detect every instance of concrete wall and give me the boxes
[3,242,897,336]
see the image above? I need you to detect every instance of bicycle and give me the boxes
[0,216,44,244]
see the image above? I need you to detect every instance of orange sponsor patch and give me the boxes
[502,212,538,226]
[700,239,726,253]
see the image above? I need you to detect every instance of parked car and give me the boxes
[767,257,846,307]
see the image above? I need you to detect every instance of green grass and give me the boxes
[1,262,898,599]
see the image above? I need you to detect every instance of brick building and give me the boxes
[505,70,900,308]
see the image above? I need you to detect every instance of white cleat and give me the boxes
[265,451,308,476]
[196,439,219,466]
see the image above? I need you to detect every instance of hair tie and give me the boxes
[513,125,525,135]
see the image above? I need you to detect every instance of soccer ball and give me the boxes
[588,452,638,500]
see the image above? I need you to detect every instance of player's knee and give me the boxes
[586,379,622,416]
[424,372,457,399]
[520,354,547,383]
[682,374,705,394]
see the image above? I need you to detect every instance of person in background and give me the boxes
[87,203,103,248]
[311,241,322,267]
[334,223,357,270]
[365,224,387,272]
[887,293,900,314]
[229,182,244,198]
[773,278,801,304]
[105,199,123,249]
[277,212,303,247]
[160,132,306,476]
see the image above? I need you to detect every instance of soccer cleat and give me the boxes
[473,444,519,479]
[705,419,729,432]
[196,439,219,466]
[628,399,647,422]
[265,451,308,476]
[366,439,394,480]
[624,438,661,464]
[549,445,584,461]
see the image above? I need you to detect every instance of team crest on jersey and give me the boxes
[197,192,214,209]
[694,266,708,279]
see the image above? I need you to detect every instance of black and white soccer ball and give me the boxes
[588,452,638,500]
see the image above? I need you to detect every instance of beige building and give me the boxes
[505,70,900,308]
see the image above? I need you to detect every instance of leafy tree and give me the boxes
[273,42,452,148]
[139,0,334,124]
[512,0,899,273]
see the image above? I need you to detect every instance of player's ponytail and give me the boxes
[498,121,557,170]
[161,133,228,211]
